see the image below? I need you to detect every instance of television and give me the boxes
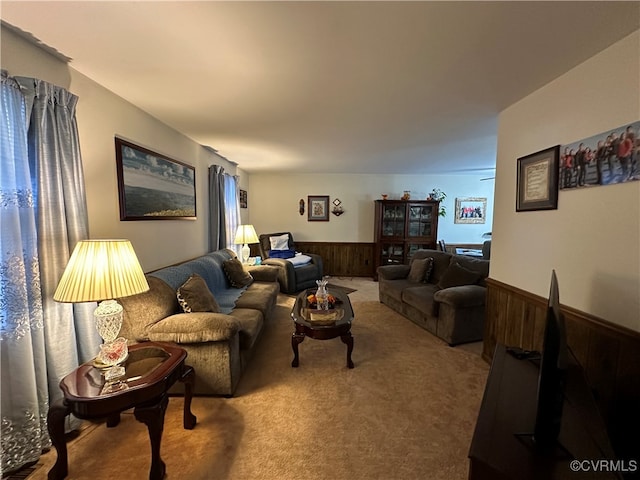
[532,269,568,452]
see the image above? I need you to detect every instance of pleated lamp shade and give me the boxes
[53,239,149,303]
[233,225,259,245]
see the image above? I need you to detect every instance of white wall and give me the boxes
[248,173,495,243]
[492,31,640,331]
[2,26,239,271]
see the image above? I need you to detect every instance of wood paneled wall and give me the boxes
[484,277,640,462]
[296,242,375,277]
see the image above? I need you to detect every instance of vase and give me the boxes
[315,278,329,310]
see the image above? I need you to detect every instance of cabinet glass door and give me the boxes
[407,243,432,261]
[407,205,433,238]
[381,204,406,237]
[380,242,404,265]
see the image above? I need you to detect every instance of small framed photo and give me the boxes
[307,195,330,221]
[516,145,560,212]
[454,197,487,224]
[239,189,247,208]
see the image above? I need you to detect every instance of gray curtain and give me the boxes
[0,75,99,474]
[209,165,227,251]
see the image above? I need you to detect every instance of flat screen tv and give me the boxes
[533,269,568,452]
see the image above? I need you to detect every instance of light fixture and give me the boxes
[53,239,149,366]
[234,225,259,264]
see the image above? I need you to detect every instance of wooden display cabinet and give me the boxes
[373,200,439,279]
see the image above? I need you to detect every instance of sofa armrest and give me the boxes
[246,265,280,282]
[147,312,240,344]
[433,285,486,308]
[377,264,411,280]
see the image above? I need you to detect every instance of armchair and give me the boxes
[258,232,324,294]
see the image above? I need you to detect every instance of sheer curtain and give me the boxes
[224,174,241,257]
[0,73,98,474]
[0,73,49,474]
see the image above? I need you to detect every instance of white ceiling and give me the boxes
[2,1,638,174]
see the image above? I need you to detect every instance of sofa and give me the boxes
[377,249,490,345]
[117,248,280,396]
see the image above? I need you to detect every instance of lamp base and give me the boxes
[241,243,250,264]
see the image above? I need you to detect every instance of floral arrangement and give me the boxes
[307,293,337,307]
[428,188,447,217]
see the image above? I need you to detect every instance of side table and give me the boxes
[47,342,197,480]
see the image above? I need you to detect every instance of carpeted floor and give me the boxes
[24,277,488,480]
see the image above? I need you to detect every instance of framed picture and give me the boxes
[307,195,330,221]
[454,197,487,224]
[115,138,196,220]
[516,145,560,212]
[239,189,247,208]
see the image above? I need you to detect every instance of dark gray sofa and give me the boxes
[377,249,489,345]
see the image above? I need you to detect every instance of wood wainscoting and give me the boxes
[295,242,375,277]
[484,277,640,462]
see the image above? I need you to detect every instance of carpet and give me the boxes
[25,280,488,480]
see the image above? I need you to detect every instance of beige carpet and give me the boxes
[26,277,489,480]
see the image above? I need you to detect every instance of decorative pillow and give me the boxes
[269,233,290,251]
[408,257,435,283]
[437,262,482,289]
[223,258,254,288]
[177,274,220,313]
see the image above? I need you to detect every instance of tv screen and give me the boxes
[533,270,568,451]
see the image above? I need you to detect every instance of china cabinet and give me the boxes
[373,200,439,279]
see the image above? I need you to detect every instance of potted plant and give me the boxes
[428,188,447,217]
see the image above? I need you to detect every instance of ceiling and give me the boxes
[2,2,638,175]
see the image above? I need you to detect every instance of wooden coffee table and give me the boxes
[290,288,355,368]
[47,342,196,480]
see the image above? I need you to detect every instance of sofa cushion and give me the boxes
[235,282,279,317]
[229,308,264,350]
[223,258,254,288]
[408,257,434,283]
[402,284,441,318]
[269,233,290,250]
[438,262,482,289]
[381,278,416,302]
[451,255,490,286]
[177,274,220,313]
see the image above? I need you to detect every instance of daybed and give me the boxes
[377,249,490,345]
[117,248,280,396]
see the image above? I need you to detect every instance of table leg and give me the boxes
[47,398,71,480]
[180,365,197,430]
[291,332,305,367]
[341,331,355,368]
[134,394,168,480]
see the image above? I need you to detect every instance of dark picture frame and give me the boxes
[239,189,247,208]
[115,138,196,220]
[516,145,560,212]
[307,195,330,221]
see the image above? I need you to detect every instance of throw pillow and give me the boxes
[437,262,482,289]
[269,233,290,251]
[223,258,254,288]
[177,274,220,313]
[408,257,434,283]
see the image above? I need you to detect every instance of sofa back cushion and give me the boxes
[412,249,452,284]
[451,255,490,286]
[119,275,179,341]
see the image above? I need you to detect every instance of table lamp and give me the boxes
[234,224,259,264]
[53,239,149,366]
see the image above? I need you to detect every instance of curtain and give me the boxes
[16,77,100,401]
[224,174,241,257]
[0,73,98,474]
[0,73,49,474]
[208,165,226,251]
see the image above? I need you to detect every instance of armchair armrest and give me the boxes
[433,285,486,308]
[147,312,240,344]
[377,264,411,280]
[246,265,279,282]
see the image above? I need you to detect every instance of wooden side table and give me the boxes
[47,342,196,480]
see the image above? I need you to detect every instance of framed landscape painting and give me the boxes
[115,138,196,220]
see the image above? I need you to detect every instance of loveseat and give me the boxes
[377,249,489,345]
[117,248,280,396]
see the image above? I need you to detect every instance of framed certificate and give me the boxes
[516,145,560,212]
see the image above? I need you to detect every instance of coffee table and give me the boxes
[290,288,355,368]
[47,342,196,480]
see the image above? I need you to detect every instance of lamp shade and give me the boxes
[53,239,149,303]
[234,225,259,245]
